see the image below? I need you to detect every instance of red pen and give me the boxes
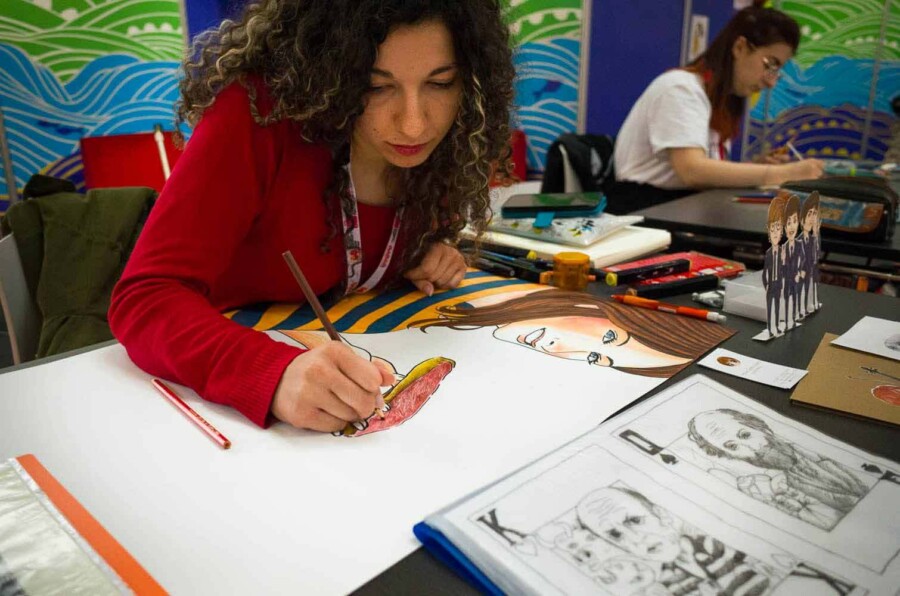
[152,378,232,449]
[612,294,727,324]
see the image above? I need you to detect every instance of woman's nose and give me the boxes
[396,93,427,140]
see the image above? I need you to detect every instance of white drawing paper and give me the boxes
[833,317,900,362]
[0,288,731,594]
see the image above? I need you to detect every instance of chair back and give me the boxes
[0,234,40,364]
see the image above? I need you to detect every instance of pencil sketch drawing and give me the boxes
[687,408,868,530]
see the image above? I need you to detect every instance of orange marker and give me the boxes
[612,294,727,324]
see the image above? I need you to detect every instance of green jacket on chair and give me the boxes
[1,181,155,359]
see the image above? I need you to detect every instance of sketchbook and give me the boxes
[416,374,900,595]
[462,225,672,268]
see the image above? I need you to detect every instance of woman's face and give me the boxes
[731,37,793,97]
[352,19,463,170]
[492,316,689,370]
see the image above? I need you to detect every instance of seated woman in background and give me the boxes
[606,5,824,213]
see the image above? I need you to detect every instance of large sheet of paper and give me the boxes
[832,316,900,362]
[427,375,899,595]
[0,286,731,594]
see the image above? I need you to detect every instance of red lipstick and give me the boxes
[390,143,426,156]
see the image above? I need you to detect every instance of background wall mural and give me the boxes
[0,0,185,207]
[746,0,899,162]
[505,0,584,176]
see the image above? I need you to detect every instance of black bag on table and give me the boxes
[782,176,898,242]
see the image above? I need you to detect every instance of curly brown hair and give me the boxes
[175,0,516,279]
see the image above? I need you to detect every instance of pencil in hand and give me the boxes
[281,250,387,420]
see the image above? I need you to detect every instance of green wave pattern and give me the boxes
[781,0,899,67]
[505,0,582,45]
[1,0,183,82]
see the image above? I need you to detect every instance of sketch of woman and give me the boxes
[412,290,732,378]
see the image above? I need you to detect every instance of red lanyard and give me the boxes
[340,165,403,294]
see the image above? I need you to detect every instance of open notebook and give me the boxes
[416,374,900,595]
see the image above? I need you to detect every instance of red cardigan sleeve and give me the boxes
[109,84,302,427]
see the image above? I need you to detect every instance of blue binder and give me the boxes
[412,521,503,595]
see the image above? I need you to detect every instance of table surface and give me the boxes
[633,188,900,262]
[354,282,900,595]
[2,283,898,595]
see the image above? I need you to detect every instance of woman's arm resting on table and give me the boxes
[669,147,824,188]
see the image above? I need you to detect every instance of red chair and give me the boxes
[80,130,183,192]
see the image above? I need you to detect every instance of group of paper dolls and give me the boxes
[762,191,822,338]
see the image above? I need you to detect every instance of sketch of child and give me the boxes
[536,522,670,595]
[781,195,801,328]
[575,487,771,595]
[412,290,732,378]
[797,192,819,318]
[761,196,786,337]
[687,408,869,529]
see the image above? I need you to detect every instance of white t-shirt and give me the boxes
[614,70,730,190]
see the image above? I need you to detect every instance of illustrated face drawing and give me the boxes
[577,488,682,563]
[767,219,783,247]
[784,211,799,242]
[492,316,689,371]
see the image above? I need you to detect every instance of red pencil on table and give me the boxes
[612,294,727,324]
[151,378,232,449]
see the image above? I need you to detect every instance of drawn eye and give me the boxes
[607,529,622,541]
[587,352,600,365]
[624,515,642,526]
[738,430,750,439]
[725,440,738,451]
[602,330,617,344]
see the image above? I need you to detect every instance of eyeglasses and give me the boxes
[761,56,783,80]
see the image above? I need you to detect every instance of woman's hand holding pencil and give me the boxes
[276,250,395,432]
[272,344,395,432]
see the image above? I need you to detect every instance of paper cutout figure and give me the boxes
[798,192,820,317]
[278,330,455,437]
[782,194,801,328]
[412,289,733,378]
[761,191,822,340]
[762,196,786,337]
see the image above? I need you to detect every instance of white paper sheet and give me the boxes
[426,375,899,595]
[0,323,663,594]
[698,348,807,388]
[833,316,900,362]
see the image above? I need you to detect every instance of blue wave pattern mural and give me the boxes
[747,0,899,161]
[0,0,184,207]
[506,0,583,175]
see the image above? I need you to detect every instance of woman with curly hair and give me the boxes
[607,5,824,213]
[109,0,516,432]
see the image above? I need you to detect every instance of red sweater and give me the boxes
[109,83,398,427]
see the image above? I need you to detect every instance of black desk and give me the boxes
[355,282,900,595]
[633,188,900,262]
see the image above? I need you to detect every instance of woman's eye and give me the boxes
[429,80,456,89]
[602,330,617,344]
[368,84,390,94]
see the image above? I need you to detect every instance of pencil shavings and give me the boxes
[338,357,456,437]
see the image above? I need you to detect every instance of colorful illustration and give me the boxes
[411,289,733,378]
[0,0,185,207]
[505,0,584,174]
[278,329,455,438]
[746,1,899,161]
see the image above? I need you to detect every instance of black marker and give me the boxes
[604,258,691,286]
[625,274,719,299]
